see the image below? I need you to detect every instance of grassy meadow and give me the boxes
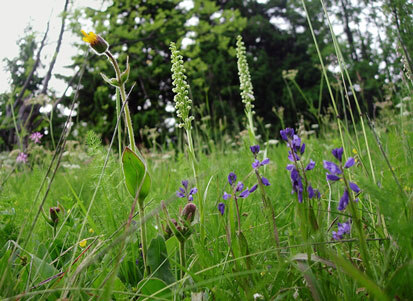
[0,2,412,299]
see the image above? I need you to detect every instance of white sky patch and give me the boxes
[0,0,103,94]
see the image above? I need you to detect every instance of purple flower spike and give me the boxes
[261,177,270,186]
[326,174,341,181]
[228,172,237,186]
[332,147,344,162]
[349,182,360,193]
[252,160,260,169]
[218,203,225,215]
[305,160,315,171]
[288,151,300,162]
[344,157,355,169]
[223,192,231,200]
[239,188,250,198]
[280,127,294,141]
[249,184,258,193]
[250,145,260,155]
[177,180,197,201]
[338,221,351,234]
[323,160,342,175]
[338,189,349,211]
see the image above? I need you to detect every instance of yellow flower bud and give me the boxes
[81,30,109,54]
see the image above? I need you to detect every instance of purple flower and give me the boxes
[280,128,294,141]
[252,158,270,169]
[332,221,351,240]
[300,143,306,155]
[349,182,360,193]
[252,160,260,169]
[250,145,260,155]
[291,135,301,151]
[338,189,349,211]
[16,152,28,164]
[239,188,250,198]
[176,180,197,201]
[323,160,342,175]
[223,192,231,200]
[308,185,314,199]
[249,184,258,193]
[344,157,355,169]
[261,177,270,186]
[288,151,300,162]
[228,172,237,186]
[235,181,244,192]
[326,174,341,181]
[332,147,343,162]
[218,203,225,215]
[305,160,315,171]
[29,132,43,144]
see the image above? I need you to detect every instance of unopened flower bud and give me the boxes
[181,203,196,223]
[49,207,60,226]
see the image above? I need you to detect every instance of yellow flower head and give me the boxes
[81,30,108,55]
[79,239,87,248]
[89,228,94,234]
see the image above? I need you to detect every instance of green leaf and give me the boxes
[122,147,151,203]
[100,72,120,87]
[137,277,172,300]
[147,235,175,284]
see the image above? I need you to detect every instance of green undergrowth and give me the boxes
[0,116,411,300]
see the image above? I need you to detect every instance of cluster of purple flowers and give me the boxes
[332,221,351,240]
[323,147,360,211]
[280,128,319,203]
[218,172,257,215]
[176,180,198,202]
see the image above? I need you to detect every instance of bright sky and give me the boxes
[0,0,102,95]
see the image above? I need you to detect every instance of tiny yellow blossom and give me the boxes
[81,30,109,54]
[89,228,94,234]
[352,148,357,154]
[79,239,87,248]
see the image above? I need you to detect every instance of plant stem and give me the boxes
[185,129,203,240]
[105,50,149,276]
[179,240,186,280]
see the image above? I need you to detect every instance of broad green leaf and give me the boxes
[122,147,151,203]
[137,277,172,301]
[147,235,175,284]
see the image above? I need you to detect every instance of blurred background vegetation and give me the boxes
[0,0,412,151]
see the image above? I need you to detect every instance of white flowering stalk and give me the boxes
[170,42,205,239]
[236,35,256,144]
[170,42,195,131]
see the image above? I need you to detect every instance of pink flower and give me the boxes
[29,132,43,144]
[16,152,28,164]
